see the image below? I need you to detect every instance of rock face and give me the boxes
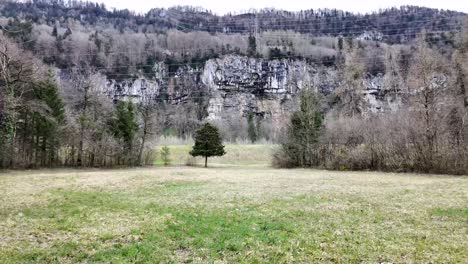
[96,55,400,121]
[201,55,339,122]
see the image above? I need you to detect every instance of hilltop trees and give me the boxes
[1,1,464,44]
[190,123,226,167]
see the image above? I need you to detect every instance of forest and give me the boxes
[0,0,467,174]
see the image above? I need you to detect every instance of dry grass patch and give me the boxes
[0,167,467,263]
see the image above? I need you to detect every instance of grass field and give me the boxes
[154,144,277,166]
[1,164,467,263]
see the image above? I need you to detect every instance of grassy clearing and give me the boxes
[0,166,467,263]
[154,144,277,166]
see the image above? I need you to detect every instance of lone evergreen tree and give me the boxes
[190,123,226,167]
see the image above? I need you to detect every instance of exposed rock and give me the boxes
[95,55,401,120]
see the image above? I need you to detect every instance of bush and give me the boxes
[143,149,158,166]
[161,146,171,166]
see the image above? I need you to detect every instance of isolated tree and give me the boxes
[190,123,226,167]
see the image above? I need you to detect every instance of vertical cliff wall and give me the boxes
[93,55,401,122]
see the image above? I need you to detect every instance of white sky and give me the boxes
[97,0,468,14]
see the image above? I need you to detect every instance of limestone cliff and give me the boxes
[96,55,401,121]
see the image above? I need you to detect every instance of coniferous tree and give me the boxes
[4,18,35,49]
[113,101,138,155]
[274,88,323,167]
[190,123,226,167]
[33,71,65,165]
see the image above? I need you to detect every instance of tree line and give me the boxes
[1,1,465,44]
[275,32,468,175]
[0,34,159,168]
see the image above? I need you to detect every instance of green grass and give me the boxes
[154,144,277,166]
[0,163,467,262]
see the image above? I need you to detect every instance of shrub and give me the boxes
[161,146,171,166]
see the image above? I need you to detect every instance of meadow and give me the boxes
[0,146,467,263]
[154,144,277,166]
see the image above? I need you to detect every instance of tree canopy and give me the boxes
[190,123,226,167]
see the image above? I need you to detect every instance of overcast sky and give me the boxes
[96,0,468,14]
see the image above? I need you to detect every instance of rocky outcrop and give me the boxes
[96,55,401,121]
[201,55,339,120]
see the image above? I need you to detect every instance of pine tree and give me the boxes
[275,88,323,167]
[190,123,226,167]
[33,71,66,165]
[113,101,138,151]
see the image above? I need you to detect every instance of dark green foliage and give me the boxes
[31,71,66,165]
[113,101,138,148]
[35,71,65,124]
[161,146,171,166]
[247,112,258,143]
[0,106,14,167]
[190,123,226,167]
[3,18,35,49]
[274,89,323,167]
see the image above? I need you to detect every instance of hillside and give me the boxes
[1,1,466,42]
[1,0,467,171]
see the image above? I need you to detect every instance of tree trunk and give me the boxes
[205,155,208,168]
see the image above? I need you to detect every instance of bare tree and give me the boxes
[407,34,448,169]
[137,96,159,165]
[335,45,367,117]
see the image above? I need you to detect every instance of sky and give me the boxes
[96,0,468,14]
